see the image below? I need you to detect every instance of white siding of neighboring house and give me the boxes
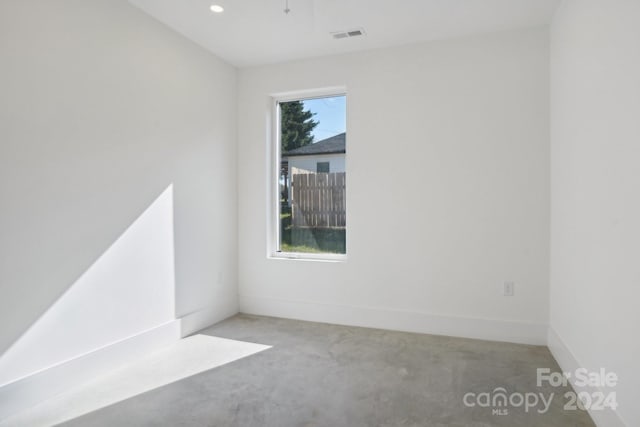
[288,153,345,174]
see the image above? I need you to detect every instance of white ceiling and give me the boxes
[129,0,561,68]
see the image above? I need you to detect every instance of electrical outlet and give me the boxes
[504,282,515,296]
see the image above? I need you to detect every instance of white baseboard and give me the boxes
[239,294,547,345]
[179,302,238,337]
[547,327,627,427]
[0,320,181,422]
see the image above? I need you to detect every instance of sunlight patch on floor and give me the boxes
[0,335,271,427]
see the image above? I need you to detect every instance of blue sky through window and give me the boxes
[303,96,346,142]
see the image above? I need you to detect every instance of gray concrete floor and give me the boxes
[62,314,595,427]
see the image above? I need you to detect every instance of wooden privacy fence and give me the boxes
[291,172,346,228]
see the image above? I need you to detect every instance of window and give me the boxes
[316,162,330,173]
[272,90,347,259]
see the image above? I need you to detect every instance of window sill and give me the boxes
[269,252,347,263]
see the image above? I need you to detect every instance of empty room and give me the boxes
[0,0,638,426]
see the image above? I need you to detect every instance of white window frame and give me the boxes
[268,86,347,262]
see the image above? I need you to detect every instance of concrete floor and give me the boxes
[62,314,595,427]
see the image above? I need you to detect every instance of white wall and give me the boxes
[0,186,175,387]
[289,153,346,174]
[0,0,237,390]
[238,28,550,344]
[550,1,640,426]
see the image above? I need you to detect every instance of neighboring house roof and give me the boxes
[284,132,345,157]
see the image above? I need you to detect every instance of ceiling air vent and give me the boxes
[331,28,365,40]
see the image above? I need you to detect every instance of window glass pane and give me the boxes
[278,95,346,255]
[316,162,330,173]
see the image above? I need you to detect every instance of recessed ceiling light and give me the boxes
[210,4,224,13]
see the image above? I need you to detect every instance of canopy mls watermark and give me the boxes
[462,367,619,416]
